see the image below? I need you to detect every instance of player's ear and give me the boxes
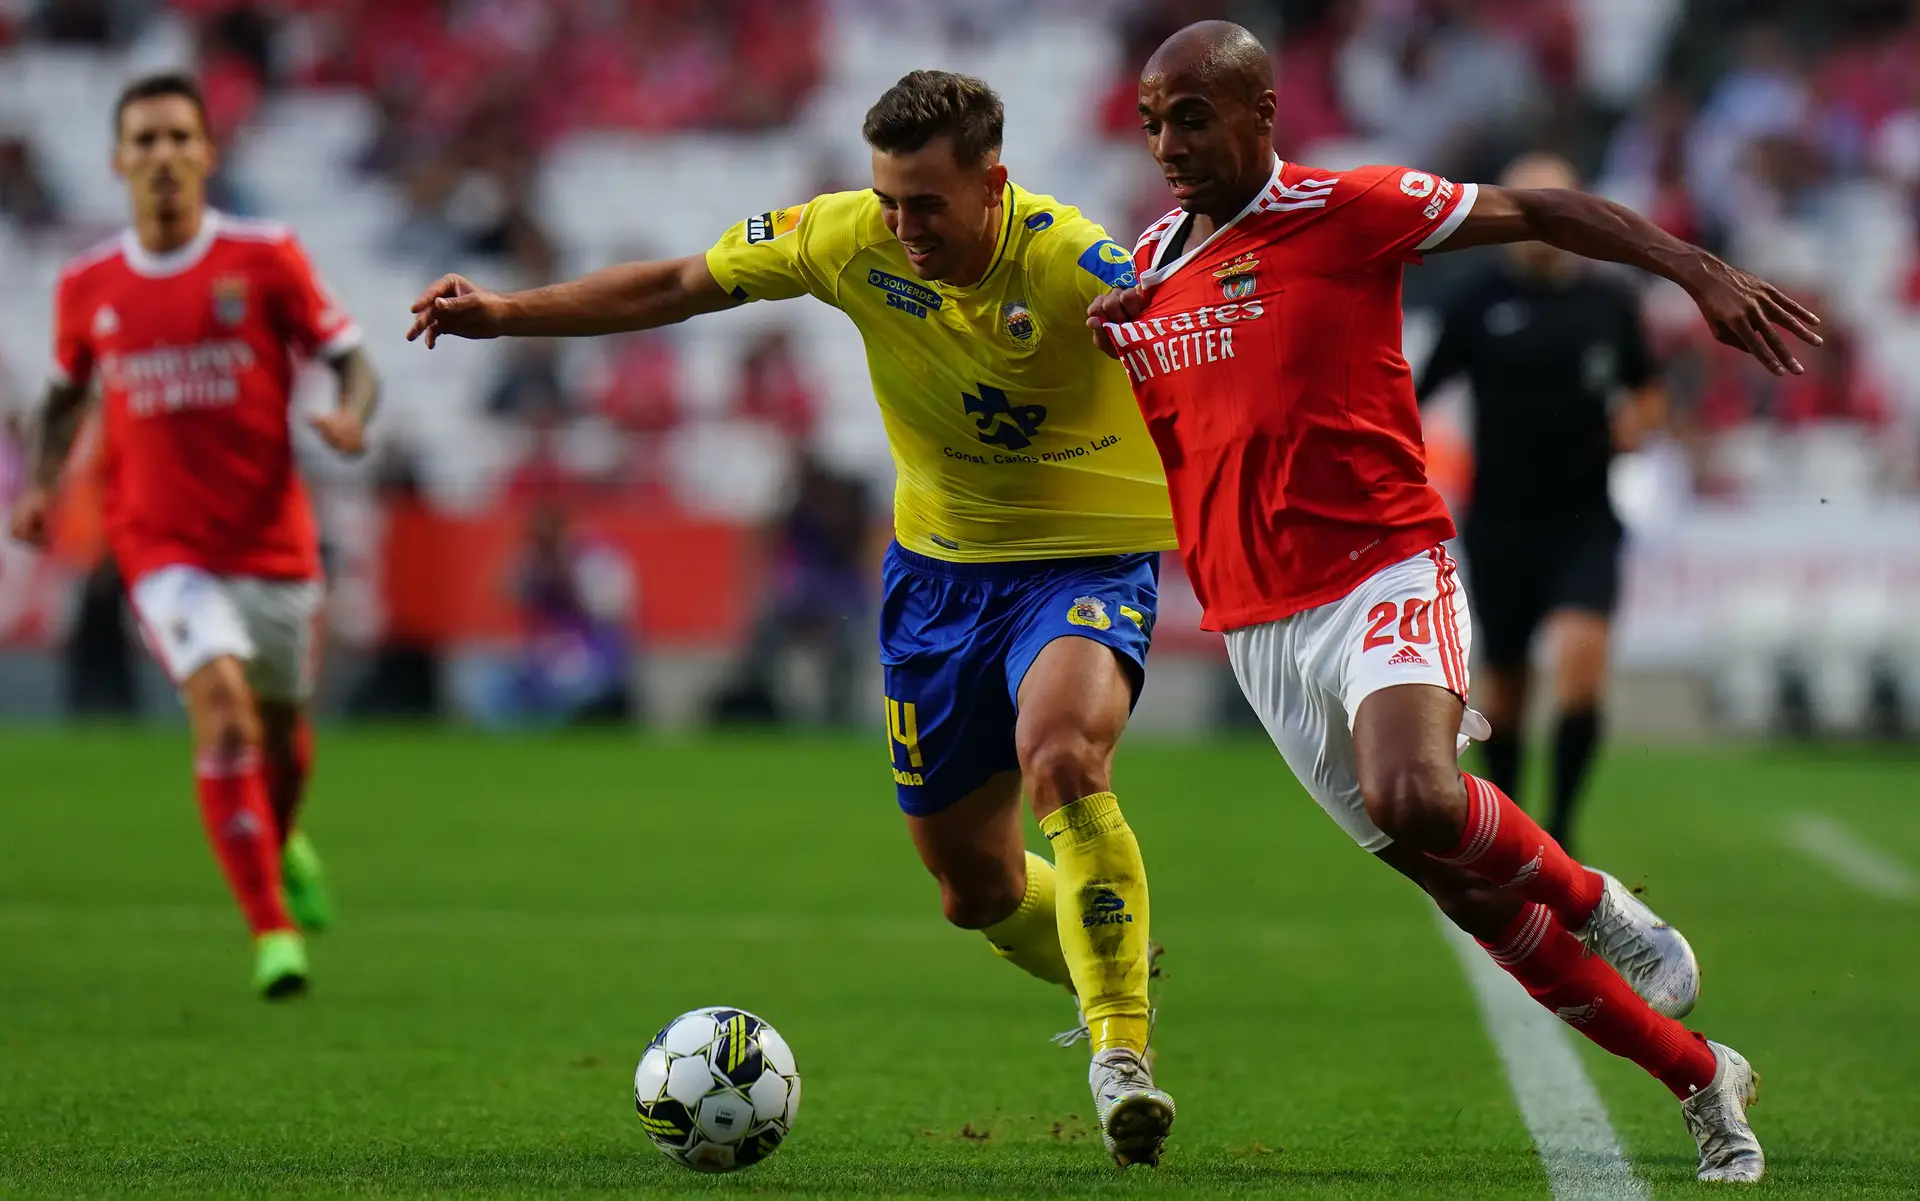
[983,160,1008,200]
[1255,90,1278,139]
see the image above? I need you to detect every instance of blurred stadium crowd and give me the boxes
[2,0,1918,733]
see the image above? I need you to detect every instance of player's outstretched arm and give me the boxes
[8,379,89,548]
[1434,186,1823,376]
[407,255,740,348]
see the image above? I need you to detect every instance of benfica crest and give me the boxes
[211,276,250,326]
[1213,252,1259,300]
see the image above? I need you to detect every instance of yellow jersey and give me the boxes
[705,185,1175,562]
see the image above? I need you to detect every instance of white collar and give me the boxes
[121,211,222,278]
[1142,156,1284,286]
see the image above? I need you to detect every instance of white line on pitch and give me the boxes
[1783,812,1919,902]
[1438,914,1648,1201]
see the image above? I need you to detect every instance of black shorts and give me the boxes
[1461,511,1622,669]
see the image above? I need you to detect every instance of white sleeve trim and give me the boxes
[319,323,364,359]
[1417,182,1478,252]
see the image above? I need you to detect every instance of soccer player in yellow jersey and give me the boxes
[408,71,1177,1166]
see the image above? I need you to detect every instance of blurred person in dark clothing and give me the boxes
[0,135,61,230]
[712,455,872,726]
[486,338,567,421]
[29,0,124,46]
[1416,154,1664,854]
[66,556,139,715]
[477,505,635,728]
[346,437,442,717]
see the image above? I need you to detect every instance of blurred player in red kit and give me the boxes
[8,74,380,999]
[1091,23,1823,1183]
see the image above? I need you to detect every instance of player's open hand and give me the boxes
[8,485,52,549]
[1086,286,1151,358]
[310,410,368,457]
[1686,256,1823,375]
[407,274,504,348]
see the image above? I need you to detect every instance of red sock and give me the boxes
[195,749,294,935]
[265,719,314,849]
[1435,773,1603,931]
[1482,902,1716,1099]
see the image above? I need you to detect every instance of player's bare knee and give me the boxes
[189,672,260,764]
[1016,728,1109,813]
[1361,757,1467,850]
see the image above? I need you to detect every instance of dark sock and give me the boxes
[1481,729,1522,806]
[1550,706,1602,852]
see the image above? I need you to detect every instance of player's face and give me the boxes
[1138,77,1276,217]
[114,95,214,221]
[871,138,1009,282]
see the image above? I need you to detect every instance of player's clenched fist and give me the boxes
[8,485,53,549]
[407,274,506,348]
[1085,286,1151,358]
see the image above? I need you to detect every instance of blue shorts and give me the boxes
[880,543,1160,816]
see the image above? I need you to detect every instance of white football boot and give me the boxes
[1682,1041,1764,1182]
[1089,1047,1175,1167]
[1574,871,1701,1018]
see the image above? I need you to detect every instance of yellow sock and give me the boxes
[980,852,1073,990]
[1040,792,1151,1056]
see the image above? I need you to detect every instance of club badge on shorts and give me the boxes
[211,276,250,326]
[1213,252,1259,300]
[1067,596,1111,630]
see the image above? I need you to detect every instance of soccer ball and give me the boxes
[633,1007,800,1172]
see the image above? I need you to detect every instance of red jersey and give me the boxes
[50,212,360,583]
[1108,160,1476,632]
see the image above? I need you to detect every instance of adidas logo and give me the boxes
[93,305,119,336]
[1508,847,1544,888]
[1387,645,1429,666]
[1555,997,1603,1027]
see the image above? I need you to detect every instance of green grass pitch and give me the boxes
[2,728,1917,1198]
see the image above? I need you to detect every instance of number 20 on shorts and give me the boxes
[1362,599,1433,651]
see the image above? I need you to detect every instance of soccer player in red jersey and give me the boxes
[7,74,380,998]
[1090,23,1823,1183]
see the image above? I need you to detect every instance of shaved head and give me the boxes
[1142,20,1273,104]
[1136,21,1278,220]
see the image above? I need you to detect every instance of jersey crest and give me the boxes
[1213,252,1259,300]
[211,275,250,326]
[1000,300,1035,344]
